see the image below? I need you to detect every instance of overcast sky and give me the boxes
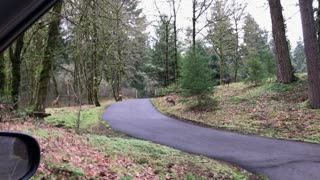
[140,0,304,47]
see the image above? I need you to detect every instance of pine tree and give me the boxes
[180,50,214,106]
[292,39,307,73]
[242,14,275,80]
[246,57,265,85]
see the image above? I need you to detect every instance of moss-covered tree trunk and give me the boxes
[0,53,5,95]
[92,1,101,107]
[9,34,24,109]
[268,0,294,84]
[111,7,124,102]
[35,1,63,112]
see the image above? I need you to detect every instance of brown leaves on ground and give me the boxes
[0,121,157,179]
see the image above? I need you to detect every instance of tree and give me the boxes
[317,0,320,47]
[180,50,214,106]
[246,57,264,85]
[0,53,5,95]
[299,0,320,109]
[9,34,25,109]
[242,14,275,80]
[150,16,175,87]
[292,39,307,73]
[207,0,237,85]
[230,0,247,82]
[192,0,214,52]
[268,0,294,83]
[169,0,180,82]
[35,1,63,112]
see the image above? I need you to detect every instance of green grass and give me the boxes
[44,104,111,132]
[87,135,254,179]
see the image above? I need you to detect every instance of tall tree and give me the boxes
[9,34,25,109]
[292,39,307,73]
[268,0,294,83]
[242,14,275,80]
[299,0,320,109]
[317,0,320,47]
[0,53,5,95]
[91,0,101,107]
[230,0,247,82]
[169,0,180,82]
[192,0,214,52]
[207,0,236,84]
[169,0,181,82]
[150,18,175,87]
[35,1,63,112]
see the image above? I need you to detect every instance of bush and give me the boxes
[180,50,215,106]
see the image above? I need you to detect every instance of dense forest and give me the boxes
[0,0,319,113]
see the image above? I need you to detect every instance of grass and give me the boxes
[88,135,255,179]
[152,74,320,144]
[44,101,113,133]
[0,100,259,179]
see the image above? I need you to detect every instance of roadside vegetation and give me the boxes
[152,74,320,144]
[0,104,258,180]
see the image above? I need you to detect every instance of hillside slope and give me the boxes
[152,76,320,144]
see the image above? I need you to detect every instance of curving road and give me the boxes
[102,99,320,180]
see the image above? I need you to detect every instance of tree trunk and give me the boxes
[35,1,63,112]
[172,0,178,82]
[192,0,196,53]
[9,34,24,109]
[234,21,240,82]
[317,0,320,48]
[268,0,294,84]
[51,72,59,98]
[165,21,169,87]
[92,5,101,107]
[0,53,5,95]
[299,0,320,109]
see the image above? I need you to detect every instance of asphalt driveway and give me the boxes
[102,99,320,180]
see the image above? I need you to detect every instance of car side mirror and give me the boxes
[0,132,40,180]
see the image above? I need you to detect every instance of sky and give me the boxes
[139,0,304,47]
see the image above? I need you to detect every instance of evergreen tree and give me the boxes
[241,14,275,80]
[246,57,265,85]
[180,50,214,106]
[150,17,176,87]
[292,39,307,73]
[207,0,237,84]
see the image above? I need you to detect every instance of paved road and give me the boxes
[102,99,320,180]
